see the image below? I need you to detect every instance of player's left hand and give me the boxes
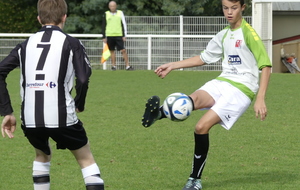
[1,114,16,138]
[76,108,82,113]
[254,99,267,121]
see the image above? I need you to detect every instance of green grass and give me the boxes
[1,69,300,190]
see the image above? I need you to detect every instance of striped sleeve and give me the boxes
[243,23,272,70]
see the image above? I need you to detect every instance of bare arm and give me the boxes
[254,66,271,121]
[155,55,205,78]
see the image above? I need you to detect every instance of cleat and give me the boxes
[126,66,134,71]
[182,178,202,190]
[141,96,161,128]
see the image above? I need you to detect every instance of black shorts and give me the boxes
[21,120,88,155]
[107,37,125,51]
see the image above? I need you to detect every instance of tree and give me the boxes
[64,0,210,33]
[64,0,108,34]
[0,0,40,33]
[201,0,252,16]
[64,0,252,34]
[0,0,252,34]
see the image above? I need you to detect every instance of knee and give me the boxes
[120,49,126,54]
[35,153,51,163]
[195,123,211,134]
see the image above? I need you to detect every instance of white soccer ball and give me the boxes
[163,92,193,121]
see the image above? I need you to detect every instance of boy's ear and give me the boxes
[37,16,42,25]
[62,14,67,23]
[242,4,246,11]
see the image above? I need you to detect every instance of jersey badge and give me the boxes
[228,55,241,65]
[46,81,57,88]
[235,40,242,48]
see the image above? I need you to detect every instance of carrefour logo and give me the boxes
[26,81,56,89]
[228,55,241,65]
[46,81,56,88]
[26,82,44,88]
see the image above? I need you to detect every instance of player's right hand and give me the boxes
[155,63,173,79]
[1,114,16,138]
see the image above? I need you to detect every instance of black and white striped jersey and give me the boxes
[0,25,92,128]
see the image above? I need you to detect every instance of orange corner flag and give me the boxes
[101,43,111,64]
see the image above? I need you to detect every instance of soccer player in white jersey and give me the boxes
[0,0,104,189]
[141,0,272,189]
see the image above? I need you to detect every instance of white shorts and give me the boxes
[199,79,251,130]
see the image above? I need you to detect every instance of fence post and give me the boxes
[147,35,152,70]
[180,15,183,61]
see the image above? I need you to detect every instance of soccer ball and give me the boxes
[163,92,193,121]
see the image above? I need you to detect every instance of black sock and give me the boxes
[190,133,209,179]
[188,96,195,110]
[159,106,166,119]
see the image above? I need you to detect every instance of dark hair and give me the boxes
[38,0,68,25]
[222,0,245,6]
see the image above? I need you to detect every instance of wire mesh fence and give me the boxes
[0,16,252,71]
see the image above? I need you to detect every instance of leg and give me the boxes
[192,110,220,176]
[121,49,134,70]
[106,37,116,70]
[183,110,220,190]
[189,89,215,111]
[183,90,220,190]
[33,148,51,190]
[71,143,104,190]
[120,49,129,67]
[110,50,116,68]
[141,89,215,128]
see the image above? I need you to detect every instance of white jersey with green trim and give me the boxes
[200,19,272,98]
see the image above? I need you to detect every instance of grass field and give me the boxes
[1,69,300,190]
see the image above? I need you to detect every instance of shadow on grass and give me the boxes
[204,171,298,189]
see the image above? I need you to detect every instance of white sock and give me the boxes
[82,163,104,188]
[33,161,50,190]
[84,175,104,185]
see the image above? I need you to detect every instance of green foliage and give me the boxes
[0,0,40,33]
[0,0,252,34]
[160,0,205,15]
[1,69,300,189]
[202,0,252,16]
[118,0,165,16]
[115,0,207,16]
[64,0,107,33]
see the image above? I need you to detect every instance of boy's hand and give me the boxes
[254,98,267,121]
[1,114,16,138]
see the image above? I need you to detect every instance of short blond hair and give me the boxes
[38,0,67,25]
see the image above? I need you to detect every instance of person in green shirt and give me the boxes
[102,1,133,71]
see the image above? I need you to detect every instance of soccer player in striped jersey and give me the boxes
[142,0,272,189]
[0,0,104,189]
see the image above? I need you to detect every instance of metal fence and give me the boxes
[0,16,251,71]
[127,16,240,35]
